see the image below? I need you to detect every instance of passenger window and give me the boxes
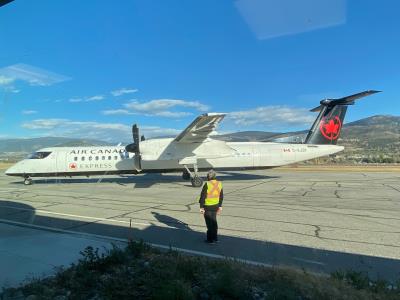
[89,156,92,161]
[81,157,85,161]
[108,156,112,160]
[102,156,105,160]
[95,156,99,161]
[114,156,118,160]
[74,157,78,161]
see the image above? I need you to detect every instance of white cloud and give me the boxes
[151,111,192,118]
[227,106,314,130]
[69,95,104,103]
[86,95,104,101]
[0,63,70,86]
[125,99,209,113]
[102,98,209,118]
[0,75,15,86]
[22,110,38,115]
[0,76,20,93]
[22,118,69,129]
[102,109,132,115]
[21,119,181,142]
[111,88,138,96]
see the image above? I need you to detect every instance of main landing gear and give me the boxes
[183,164,203,187]
[24,176,32,185]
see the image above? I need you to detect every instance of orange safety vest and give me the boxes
[205,180,222,206]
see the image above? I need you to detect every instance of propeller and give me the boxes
[125,124,139,153]
[125,124,142,170]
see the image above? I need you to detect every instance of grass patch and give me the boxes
[2,240,399,299]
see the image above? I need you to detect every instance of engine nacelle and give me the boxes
[125,143,139,153]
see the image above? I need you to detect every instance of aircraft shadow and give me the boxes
[0,199,399,282]
[8,172,279,189]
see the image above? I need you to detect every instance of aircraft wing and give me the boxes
[174,113,226,143]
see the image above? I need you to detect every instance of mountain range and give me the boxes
[0,137,110,153]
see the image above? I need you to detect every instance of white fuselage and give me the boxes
[5,138,344,177]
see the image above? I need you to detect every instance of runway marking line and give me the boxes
[0,217,296,273]
[0,204,149,227]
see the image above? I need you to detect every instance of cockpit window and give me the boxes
[28,152,52,159]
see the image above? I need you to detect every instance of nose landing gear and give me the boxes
[24,176,32,185]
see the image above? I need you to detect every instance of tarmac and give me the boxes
[0,167,399,286]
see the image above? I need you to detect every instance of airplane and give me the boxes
[5,90,380,187]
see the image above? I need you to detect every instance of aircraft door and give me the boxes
[252,145,261,167]
[254,144,273,167]
[56,151,68,173]
[45,151,58,173]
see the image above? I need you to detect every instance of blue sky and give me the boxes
[0,0,398,142]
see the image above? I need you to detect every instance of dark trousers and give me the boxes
[204,210,218,242]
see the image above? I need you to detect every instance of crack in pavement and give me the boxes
[225,179,278,195]
[314,225,321,238]
[281,230,400,248]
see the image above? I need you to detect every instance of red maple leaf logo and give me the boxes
[319,116,341,140]
[69,163,77,170]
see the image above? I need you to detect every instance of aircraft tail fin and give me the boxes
[304,90,381,145]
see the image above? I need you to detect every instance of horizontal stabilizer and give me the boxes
[0,0,14,8]
[310,90,381,112]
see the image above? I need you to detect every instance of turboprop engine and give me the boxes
[125,124,142,170]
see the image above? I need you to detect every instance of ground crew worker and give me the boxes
[199,169,223,244]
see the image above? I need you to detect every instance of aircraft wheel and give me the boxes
[182,170,190,180]
[191,176,203,187]
[24,178,32,185]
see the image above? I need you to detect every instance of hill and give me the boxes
[337,115,400,163]
[341,115,400,148]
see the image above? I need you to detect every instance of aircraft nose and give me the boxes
[5,166,13,175]
[5,164,16,175]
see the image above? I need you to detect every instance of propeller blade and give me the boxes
[132,124,139,151]
[125,124,141,154]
